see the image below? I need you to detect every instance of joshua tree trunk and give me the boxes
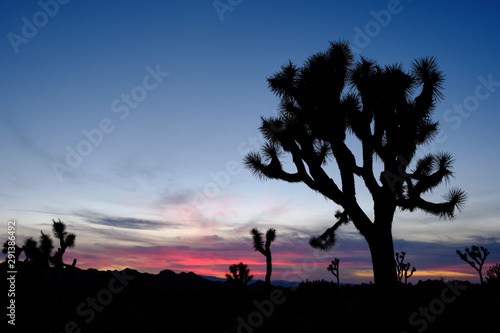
[265,254,272,288]
[366,227,398,287]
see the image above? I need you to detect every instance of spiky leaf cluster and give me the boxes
[310,210,350,251]
[250,228,276,255]
[486,263,500,283]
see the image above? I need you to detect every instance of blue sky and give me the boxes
[1,0,499,283]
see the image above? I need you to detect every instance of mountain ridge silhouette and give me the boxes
[2,261,499,332]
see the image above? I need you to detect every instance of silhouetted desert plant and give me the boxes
[485,263,500,284]
[327,258,340,286]
[244,40,466,287]
[2,240,23,262]
[226,262,253,289]
[39,231,54,268]
[395,251,416,284]
[9,219,78,276]
[250,227,276,289]
[50,219,77,269]
[22,236,39,263]
[456,245,489,285]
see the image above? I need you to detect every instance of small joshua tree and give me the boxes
[486,263,500,284]
[226,262,254,289]
[250,228,276,289]
[404,263,416,285]
[395,252,416,284]
[50,219,76,269]
[39,231,54,269]
[327,258,340,287]
[2,240,23,262]
[457,245,490,285]
[22,236,40,263]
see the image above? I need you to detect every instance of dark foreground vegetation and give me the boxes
[2,261,499,333]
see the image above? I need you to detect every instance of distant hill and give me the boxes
[199,274,300,288]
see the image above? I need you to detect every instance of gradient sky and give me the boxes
[1,0,499,284]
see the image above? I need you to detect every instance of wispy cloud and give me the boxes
[78,211,179,230]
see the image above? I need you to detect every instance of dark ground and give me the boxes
[2,262,500,333]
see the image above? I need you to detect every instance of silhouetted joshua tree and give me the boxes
[395,252,416,284]
[327,258,340,287]
[486,263,500,284]
[457,245,490,285]
[50,219,76,269]
[226,262,253,289]
[245,40,466,287]
[16,219,77,272]
[2,240,23,262]
[250,228,276,289]
[22,236,40,263]
[39,231,54,269]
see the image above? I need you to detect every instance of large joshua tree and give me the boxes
[245,41,466,287]
[250,228,276,289]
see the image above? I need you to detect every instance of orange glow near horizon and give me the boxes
[413,270,476,278]
[349,268,477,281]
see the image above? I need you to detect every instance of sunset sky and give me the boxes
[1,0,499,284]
